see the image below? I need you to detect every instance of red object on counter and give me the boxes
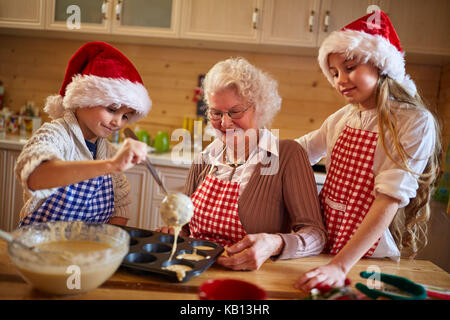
[199,279,267,300]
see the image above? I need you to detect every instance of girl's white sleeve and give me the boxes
[294,120,328,166]
[374,110,436,208]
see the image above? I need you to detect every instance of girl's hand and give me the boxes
[111,138,148,172]
[294,263,347,292]
[216,233,284,271]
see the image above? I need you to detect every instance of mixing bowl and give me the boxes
[7,221,129,296]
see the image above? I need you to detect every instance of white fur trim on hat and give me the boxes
[44,74,152,122]
[318,29,417,96]
[44,95,65,120]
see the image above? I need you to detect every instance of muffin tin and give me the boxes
[117,225,224,282]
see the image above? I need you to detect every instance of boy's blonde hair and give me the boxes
[372,75,442,258]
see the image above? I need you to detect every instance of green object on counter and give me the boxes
[153,131,170,153]
[434,143,450,203]
[135,129,152,146]
[355,271,427,300]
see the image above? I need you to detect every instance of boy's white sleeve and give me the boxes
[294,121,328,166]
[14,124,65,199]
[111,172,132,219]
[374,110,436,207]
[105,142,132,219]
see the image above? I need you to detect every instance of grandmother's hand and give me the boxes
[216,233,284,271]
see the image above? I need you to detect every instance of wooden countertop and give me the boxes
[0,242,449,300]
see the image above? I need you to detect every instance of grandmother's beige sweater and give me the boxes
[14,110,131,223]
[184,140,327,259]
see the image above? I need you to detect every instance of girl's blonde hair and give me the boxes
[372,75,442,258]
[202,57,282,128]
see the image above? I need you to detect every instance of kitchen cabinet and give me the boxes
[260,0,321,47]
[122,164,151,230]
[316,0,380,45]
[180,0,262,43]
[1,0,449,56]
[0,149,24,232]
[180,0,381,47]
[0,0,45,29]
[380,0,450,55]
[45,0,181,38]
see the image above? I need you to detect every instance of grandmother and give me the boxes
[163,57,326,270]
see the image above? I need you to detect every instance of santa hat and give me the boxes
[44,41,151,122]
[318,10,417,97]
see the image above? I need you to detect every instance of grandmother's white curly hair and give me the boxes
[202,57,281,128]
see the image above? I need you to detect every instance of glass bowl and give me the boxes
[7,221,129,296]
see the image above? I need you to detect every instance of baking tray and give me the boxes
[117,225,224,283]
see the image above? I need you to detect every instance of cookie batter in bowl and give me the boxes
[8,221,129,295]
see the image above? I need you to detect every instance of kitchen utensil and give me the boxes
[123,127,168,195]
[0,228,72,263]
[118,225,224,283]
[199,278,267,300]
[355,271,427,300]
[124,127,194,227]
[0,229,37,252]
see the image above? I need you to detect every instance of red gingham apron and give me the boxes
[189,164,247,247]
[320,125,380,257]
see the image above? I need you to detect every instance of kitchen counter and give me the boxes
[0,241,448,300]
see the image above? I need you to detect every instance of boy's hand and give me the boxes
[111,138,148,172]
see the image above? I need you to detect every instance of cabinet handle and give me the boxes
[101,0,108,20]
[252,8,259,30]
[308,10,315,32]
[323,10,330,32]
[116,0,122,21]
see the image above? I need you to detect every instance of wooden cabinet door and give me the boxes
[261,0,321,47]
[123,165,152,229]
[0,0,45,29]
[111,0,181,38]
[180,0,262,43]
[0,149,6,230]
[381,0,450,55]
[45,0,112,33]
[317,0,375,46]
[2,150,23,231]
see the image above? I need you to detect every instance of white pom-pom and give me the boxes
[43,95,65,120]
[401,74,417,97]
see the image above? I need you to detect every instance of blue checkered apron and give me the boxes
[19,174,115,227]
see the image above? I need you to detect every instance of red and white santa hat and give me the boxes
[44,41,151,122]
[318,10,417,97]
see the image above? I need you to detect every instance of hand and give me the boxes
[108,217,128,226]
[294,263,347,292]
[155,226,175,234]
[154,226,188,237]
[110,138,148,172]
[216,233,284,271]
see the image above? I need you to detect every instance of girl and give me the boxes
[294,11,442,290]
[14,41,152,227]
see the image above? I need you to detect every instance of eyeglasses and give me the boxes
[207,105,253,121]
